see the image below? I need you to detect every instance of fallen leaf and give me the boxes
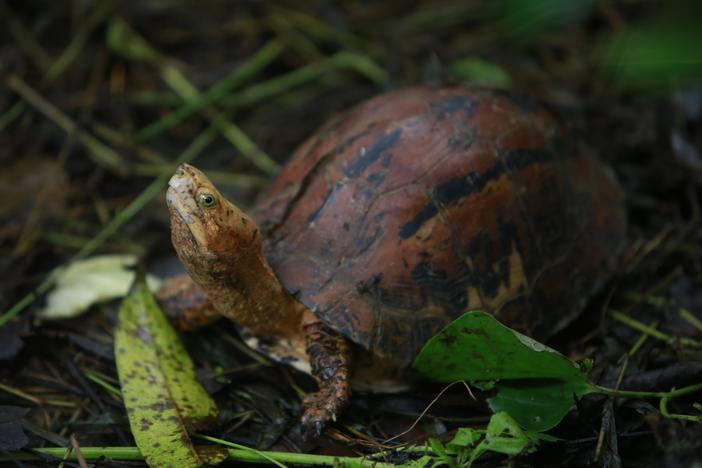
[40,255,161,320]
[115,275,221,468]
[0,406,30,451]
[0,319,28,361]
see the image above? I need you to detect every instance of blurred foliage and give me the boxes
[486,0,702,91]
[448,57,512,89]
[488,0,597,42]
[600,0,702,91]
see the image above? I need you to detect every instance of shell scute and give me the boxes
[252,87,626,363]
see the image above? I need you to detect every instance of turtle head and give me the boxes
[167,163,261,271]
[166,163,304,342]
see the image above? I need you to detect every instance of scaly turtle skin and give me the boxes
[161,87,626,438]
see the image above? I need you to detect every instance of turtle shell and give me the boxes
[251,87,626,365]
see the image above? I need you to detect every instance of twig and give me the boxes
[5,73,124,172]
[383,381,476,446]
[0,100,25,130]
[1,0,52,71]
[44,0,119,83]
[136,39,284,141]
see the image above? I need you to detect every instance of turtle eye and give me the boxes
[196,191,217,208]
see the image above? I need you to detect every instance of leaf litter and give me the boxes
[1,1,702,466]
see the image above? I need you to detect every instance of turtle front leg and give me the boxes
[300,310,352,439]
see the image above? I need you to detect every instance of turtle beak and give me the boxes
[167,164,208,246]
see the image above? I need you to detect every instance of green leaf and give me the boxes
[488,379,594,432]
[474,412,532,458]
[465,412,548,465]
[445,427,481,452]
[428,437,447,459]
[115,276,221,468]
[600,24,702,91]
[412,311,585,382]
[412,412,556,468]
[411,311,595,432]
[449,58,512,89]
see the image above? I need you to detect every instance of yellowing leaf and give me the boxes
[115,276,220,468]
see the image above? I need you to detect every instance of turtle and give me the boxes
[157,86,626,439]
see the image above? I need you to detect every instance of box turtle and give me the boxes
[158,87,626,438]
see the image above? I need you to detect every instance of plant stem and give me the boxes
[83,370,123,398]
[660,396,702,422]
[591,381,702,400]
[608,310,702,347]
[5,446,399,467]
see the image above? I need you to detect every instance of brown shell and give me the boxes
[251,87,626,364]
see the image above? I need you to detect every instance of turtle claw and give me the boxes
[300,417,324,441]
[300,390,345,440]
